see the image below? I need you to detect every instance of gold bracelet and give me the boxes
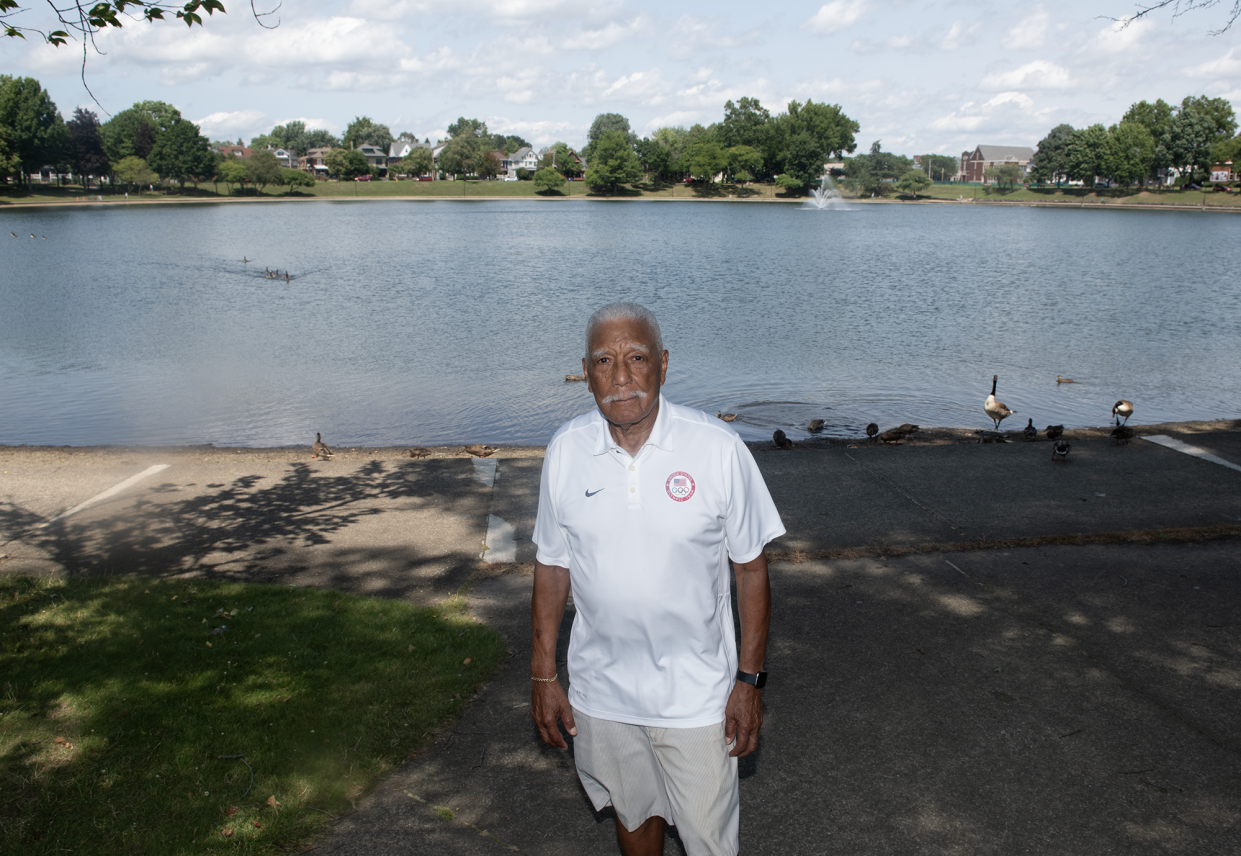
[531,674,558,683]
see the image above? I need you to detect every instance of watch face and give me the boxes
[754,671,768,689]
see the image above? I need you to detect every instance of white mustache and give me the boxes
[601,390,648,404]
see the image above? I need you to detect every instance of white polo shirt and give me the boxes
[533,395,785,728]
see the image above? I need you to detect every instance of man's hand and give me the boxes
[531,678,577,748]
[723,680,763,757]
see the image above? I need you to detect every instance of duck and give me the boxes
[1023,418,1038,441]
[984,375,1015,430]
[29,233,35,238]
[717,411,738,422]
[1056,375,1076,384]
[406,447,432,459]
[242,256,249,263]
[284,271,290,282]
[458,444,498,458]
[975,430,1008,444]
[1112,400,1133,425]
[9,232,15,237]
[1045,424,1064,440]
[866,422,879,440]
[808,419,825,433]
[312,432,334,459]
[895,423,920,437]
[878,427,908,444]
[565,374,586,382]
[1111,418,1135,445]
[773,429,793,449]
[1051,440,1070,461]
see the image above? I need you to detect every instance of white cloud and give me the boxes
[980,60,1074,91]
[194,109,269,140]
[928,91,1047,138]
[802,0,868,36]
[940,20,982,51]
[1002,7,1049,50]
[852,33,920,53]
[1184,46,1241,78]
[644,110,702,131]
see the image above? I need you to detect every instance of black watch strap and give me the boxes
[736,669,767,689]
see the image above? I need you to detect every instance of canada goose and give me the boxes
[984,375,1015,430]
[773,429,793,449]
[808,419,825,433]
[1111,418,1135,445]
[458,444,497,458]
[406,447,432,459]
[29,233,35,238]
[1045,424,1064,441]
[565,374,586,382]
[1023,418,1037,441]
[243,256,250,263]
[1051,440,1070,461]
[1056,375,1076,384]
[284,272,290,282]
[9,232,15,237]
[866,422,879,440]
[312,432,334,459]
[717,411,738,422]
[1112,400,1133,425]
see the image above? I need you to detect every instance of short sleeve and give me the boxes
[723,438,786,564]
[533,448,572,568]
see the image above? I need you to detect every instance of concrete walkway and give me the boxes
[2,429,1239,854]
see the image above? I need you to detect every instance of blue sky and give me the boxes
[8,0,1240,155]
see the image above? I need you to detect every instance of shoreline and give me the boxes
[3,418,1236,465]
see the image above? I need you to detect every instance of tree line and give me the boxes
[1029,95,1239,188]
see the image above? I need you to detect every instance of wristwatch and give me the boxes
[736,669,767,689]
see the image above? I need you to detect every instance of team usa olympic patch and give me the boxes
[665,471,696,502]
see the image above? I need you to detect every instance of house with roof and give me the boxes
[266,147,295,169]
[1210,162,1235,182]
[355,144,388,175]
[298,147,332,177]
[958,145,1035,183]
[388,139,433,167]
[217,145,254,160]
[500,146,540,178]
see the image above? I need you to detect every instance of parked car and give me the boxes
[354,175,372,182]
[417,176,433,181]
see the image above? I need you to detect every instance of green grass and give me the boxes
[0,574,508,855]
[907,182,1241,207]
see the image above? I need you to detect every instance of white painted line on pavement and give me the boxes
[1142,436,1241,474]
[482,513,517,563]
[37,464,171,528]
[471,457,498,486]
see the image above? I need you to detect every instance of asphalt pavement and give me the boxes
[2,428,1239,855]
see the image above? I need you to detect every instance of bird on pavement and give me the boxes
[975,430,1008,444]
[406,447,432,458]
[1045,424,1064,441]
[878,427,908,444]
[717,411,738,422]
[985,374,1015,430]
[1112,400,1133,425]
[1023,418,1038,441]
[1056,375,1076,384]
[1051,440,1070,461]
[808,419,825,433]
[773,429,793,449]
[1111,419,1136,445]
[458,444,498,457]
[312,432,334,459]
[866,422,879,441]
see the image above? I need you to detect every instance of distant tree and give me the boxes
[583,128,641,194]
[1065,124,1110,186]
[774,174,803,192]
[1162,94,1238,183]
[0,75,67,186]
[246,149,282,193]
[280,167,315,194]
[324,148,349,179]
[1210,133,1241,168]
[842,141,911,195]
[984,162,1024,189]
[217,157,248,194]
[1029,124,1076,185]
[685,139,727,182]
[919,154,958,182]
[639,127,688,181]
[400,147,434,177]
[99,100,182,163]
[895,170,933,197]
[776,99,859,180]
[725,145,763,181]
[718,98,773,153]
[147,118,214,190]
[0,126,19,179]
[533,166,566,193]
[515,167,531,180]
[438,134,482,177]
[540,141,581,177]
[342,116,394,151]
[341,148,369,180]
[477,151,501,180]
[133,122,157,158]
[113,155,155,194]
[501,134,531,152]
[1104,121,1155,186]
[583,113,635,164]
[302,128,340,150]
[66,107,109,190]
[447,117,488,140]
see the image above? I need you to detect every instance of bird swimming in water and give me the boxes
[808,419,825,433]
[1023,418,1038,441]
[773,429,793,449]
[1111,418,1135,445]
[312,432,334,459]
[1112,400,1133,425]
[985,375,1015,430]
[717,411,738,422]
[243,256,250,263]
[866,422,879,440]
[565,374,586,382]
[1056,375,1076,384]
[9,232,15,237]
[1051,440,1070,461]
[1045,424,1064,440]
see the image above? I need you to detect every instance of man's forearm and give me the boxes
[734,552,771,674]
[531,561,571,677]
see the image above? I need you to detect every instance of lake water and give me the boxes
[2,199,1239,447]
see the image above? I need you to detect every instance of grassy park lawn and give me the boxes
[0,573,507,855]
[911,182,1241,207]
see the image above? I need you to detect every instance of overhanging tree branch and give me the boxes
[1107,0,1241,34]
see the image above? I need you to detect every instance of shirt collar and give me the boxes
[592,393,675,456]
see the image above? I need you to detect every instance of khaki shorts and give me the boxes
[572,708,739,856]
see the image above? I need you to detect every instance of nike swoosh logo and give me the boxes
[585,488,605,498]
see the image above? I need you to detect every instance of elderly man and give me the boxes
[531,302,785,856]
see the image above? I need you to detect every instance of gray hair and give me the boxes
[585,302,664,359]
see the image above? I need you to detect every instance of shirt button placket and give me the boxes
[627,461,639,505]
